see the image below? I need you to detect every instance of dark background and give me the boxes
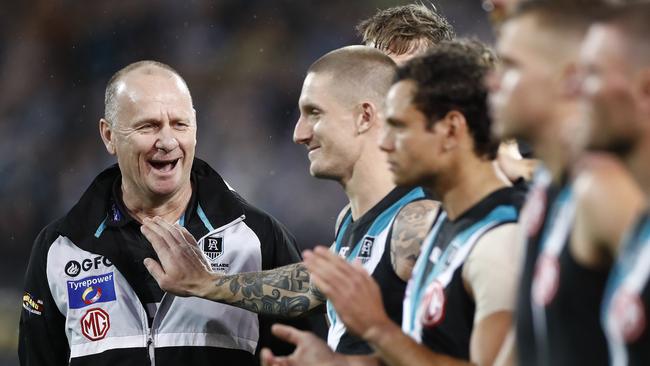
[0,1,492,363]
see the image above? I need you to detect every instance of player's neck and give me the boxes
[433,156,509,221]
[626,135,650,198]
[534,113,581,184]
[343,155,395,221]
[121,181,193,224]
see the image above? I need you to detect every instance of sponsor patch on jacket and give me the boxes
[67,273,117,309]
[22,292,44,315]
[80,308,110,341]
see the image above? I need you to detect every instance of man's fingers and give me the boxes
[260,348,274,366]
[141,223,175,265]
[260,348,291,366]
[179,225,198,246]
[271,324,308,346]
[143,258,165,283]
[303,249,352,289]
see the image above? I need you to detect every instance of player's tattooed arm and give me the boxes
[211,263,326,317]
[390,200,440,281]
[140,217,325,318]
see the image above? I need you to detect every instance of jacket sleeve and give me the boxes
[19,226,70,365]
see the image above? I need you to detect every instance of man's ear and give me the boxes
[356,102,377,135]
[439,110,467,152]
[99,118,116,155]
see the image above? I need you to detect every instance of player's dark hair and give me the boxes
[357,3,454,55]
[396,39,498,159]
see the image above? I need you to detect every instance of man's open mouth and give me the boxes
[148,158,180,173]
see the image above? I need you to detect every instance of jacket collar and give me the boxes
[58,158,245,244]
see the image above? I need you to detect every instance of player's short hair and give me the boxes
[104,60,190,126]
[509,0,602,36]
[307,45,397,107]
[601,2,650,64]
[357,3,454,55]
[397,39,498,159]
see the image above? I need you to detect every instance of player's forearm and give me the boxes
[201,263,326,317]
[364,322,474,366]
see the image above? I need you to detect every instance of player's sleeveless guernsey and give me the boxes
[327,187,427,355]
[602,210,650,366]
[517,171,609,366]
[402,187,524,358]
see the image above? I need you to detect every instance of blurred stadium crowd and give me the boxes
[0,0,492,364]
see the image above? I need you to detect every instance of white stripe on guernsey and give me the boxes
[326,217,392,350]
[608,238,650,366]
[409,220,504,342]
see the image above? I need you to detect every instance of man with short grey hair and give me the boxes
[18,60,307,366]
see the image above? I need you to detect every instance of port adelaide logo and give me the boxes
[203,234,224,261]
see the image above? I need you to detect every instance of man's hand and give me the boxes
[260,324,344,366]
[141,217,214,298]
[302,246,394,342]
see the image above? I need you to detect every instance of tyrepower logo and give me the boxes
[67,273,117,309]
[80,308,110,341]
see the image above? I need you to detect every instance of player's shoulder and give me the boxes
[573,154,643,216]
[393,199,440,230]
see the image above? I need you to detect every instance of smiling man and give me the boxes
[18,61,309,366]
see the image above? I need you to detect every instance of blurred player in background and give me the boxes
[576,2,650,365]
[488,2,644,365]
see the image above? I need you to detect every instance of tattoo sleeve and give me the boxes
[210,263,326,317]
[390,200,440,282]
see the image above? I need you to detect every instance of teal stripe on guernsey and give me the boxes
[196,203,215,232]
[407,204,519,335]
[602,217,650,323]
[328,187,426,326]
[94,216,108,238]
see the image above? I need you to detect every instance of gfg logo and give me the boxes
[65,256,113,277]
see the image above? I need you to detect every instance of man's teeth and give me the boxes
[151,160,177,172]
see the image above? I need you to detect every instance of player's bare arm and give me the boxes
[571,154,645,267]
[141,217,325,317]
[390,200,439,281]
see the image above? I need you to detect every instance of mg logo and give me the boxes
[203,236,224,261]
[80,308,110,341]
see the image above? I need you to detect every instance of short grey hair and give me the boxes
[103,60,190,126]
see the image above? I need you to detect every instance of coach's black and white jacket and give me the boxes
[19,158,306,366]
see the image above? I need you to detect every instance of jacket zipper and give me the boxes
[144,215,246,365]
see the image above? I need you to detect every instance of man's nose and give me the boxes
[293,115,312,145]
[155,125,179,152]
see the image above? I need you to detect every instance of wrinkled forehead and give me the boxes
[115,71,194,122]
